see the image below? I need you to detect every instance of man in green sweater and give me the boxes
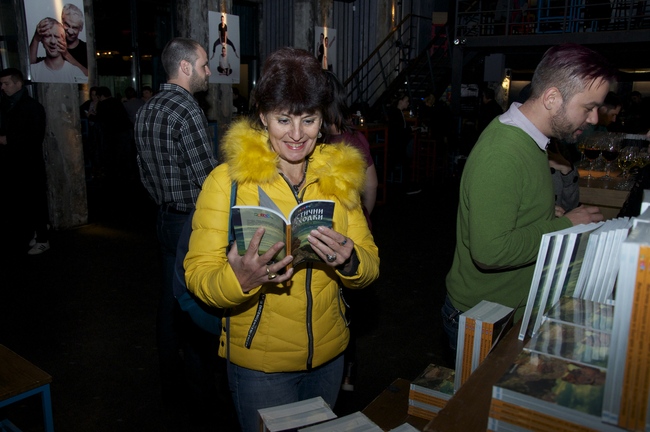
[443,44,617,352]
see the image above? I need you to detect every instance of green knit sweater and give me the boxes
[446,121,572,319]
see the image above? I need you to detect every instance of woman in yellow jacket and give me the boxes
[184,47,380,432]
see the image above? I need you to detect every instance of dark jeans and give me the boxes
[441,294,462,353]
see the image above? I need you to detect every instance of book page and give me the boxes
[231,206,288,261]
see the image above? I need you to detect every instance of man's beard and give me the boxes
[189,71,208,93]
[550,105,582,144]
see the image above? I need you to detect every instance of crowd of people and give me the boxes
[3,35,650,432]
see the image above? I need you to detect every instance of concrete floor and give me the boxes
[0,171,459,432]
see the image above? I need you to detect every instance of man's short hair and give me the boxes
[96,86,112,98]
[62,4,84,26]
[161,37,201,80]
[0,68,24,83]
[529,43,617,104]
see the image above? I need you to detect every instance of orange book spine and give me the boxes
[479,322,494,364]
[489,398,599,432]
[461,317,475,384]
[619,245,650,431]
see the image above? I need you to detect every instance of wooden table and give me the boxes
[356,123,389,205]
[577,169,632,220]
[362,323,525,432]
[0,345,54,432]
[424,323,524,431]
[362,378,429,431]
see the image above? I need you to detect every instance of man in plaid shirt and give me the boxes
[134,37,219,430]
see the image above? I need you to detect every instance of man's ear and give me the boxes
[542,87,562,111]
[180,60,191,77]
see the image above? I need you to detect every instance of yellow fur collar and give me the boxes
[221,119,366,210]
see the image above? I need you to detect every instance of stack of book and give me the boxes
[407,363,455,420]
[519,218,631,341]
[602,221,650,431]
[258,396,337,432]
[488,206,650,431]
[455,300,514,390]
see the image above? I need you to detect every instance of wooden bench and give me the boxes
[0,345,54,432]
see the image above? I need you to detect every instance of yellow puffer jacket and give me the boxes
[184,119,380,372]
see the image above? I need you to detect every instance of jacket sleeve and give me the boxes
[464,141,572,270]
[184,168,255,308]
[337,204,380,289]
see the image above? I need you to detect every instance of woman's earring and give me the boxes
[264,126,268,132]
[317,132,322,138]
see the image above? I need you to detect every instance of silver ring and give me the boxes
[326,253,337,263]
[340,238,348,246]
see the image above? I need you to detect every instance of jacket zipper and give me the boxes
[245,293,265,349]
[305,265,314,370]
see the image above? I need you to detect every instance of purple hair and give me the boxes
[530,43,618,102]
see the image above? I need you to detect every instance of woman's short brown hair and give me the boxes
[250,47,331,128]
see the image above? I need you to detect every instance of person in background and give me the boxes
[134,37,223,432]
[95,86,134,181]
[184,47,380,432]
[477,87,503,134]
[443,43,615,357]
[80,86,98,121]
[548,138,580,214]
[123,86,145,125]
[0,68,49,255]
[622,90,649,134]
[323,70,378,217]
[579,91,622,141]
[322,69,378,392]
[232,87,248,115]
[386,92,420,194]
[141,85,154,102]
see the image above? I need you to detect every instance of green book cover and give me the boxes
[231,200,334,266]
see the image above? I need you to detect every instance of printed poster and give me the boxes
[209,12,240,84]
[24,0,88,83]
[314,26,337,71]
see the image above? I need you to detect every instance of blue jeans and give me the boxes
[441,294,462,353]
[228,355,344,432]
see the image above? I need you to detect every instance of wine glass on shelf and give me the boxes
[615,146,638,190]
[600,135,620,182]
[582,138,601,180]
[577,140,587,168]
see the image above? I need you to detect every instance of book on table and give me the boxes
[408,363,455,420]
[258,396,337,432]
[387,423,420,432]
[454,300,513,391]
[544,296,614,334]
[518,221,609,341]
[488,350,622,432]
[579,218,631,304]
[232,187,334,267]
[297,411,382,431]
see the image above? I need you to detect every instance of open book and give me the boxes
[231,188,335,266]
